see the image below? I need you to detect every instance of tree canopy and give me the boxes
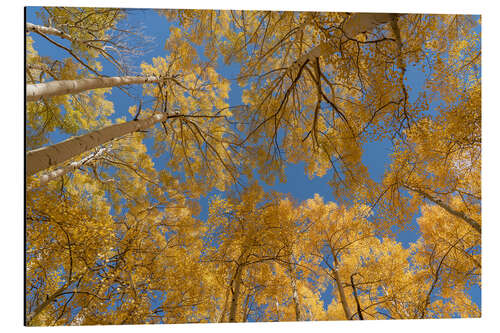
[25,7,481,326]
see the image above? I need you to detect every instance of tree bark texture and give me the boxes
[289,13,399,74]
[405,185,481,234]
[228,264,243,322]
[26,22,75,41]
[31,147,108,188]
[26,113,168,177]
[287,262,302,321]
[332,256,353,320]
[26,76,158,101]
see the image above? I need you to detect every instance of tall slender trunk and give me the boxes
[26,113,169,177]
[29,147,107,189]
[289,13,399,74]
[332,256,353,320]
[275,296,280,321]
[229,263,243,323]
[405,185,481,234]
[26,76,158,101]
[287,261,302,321]
[26,22,75,41]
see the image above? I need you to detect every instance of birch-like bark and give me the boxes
[287,261,302,321]
[289,13,399,74]
[30,147,107,188]
[26,22,75,42]
[26,76,158,102]
[405,185,481,234]
[228,264,243,323]
[332,256,353,320]
[26,113,169,177]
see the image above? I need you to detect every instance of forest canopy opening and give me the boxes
[25,7,481,326]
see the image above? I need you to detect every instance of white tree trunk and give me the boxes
[26,113,169,177]
[332,266,353,320]
[289,13,399,74]
[342,13,398,39]
[26,22,75,41]
[331,255,353,320]
[29,147,108,189]
[229,264,243,323]
[26,76,158,102]
[286,261,302,321]
[405,185,481,234]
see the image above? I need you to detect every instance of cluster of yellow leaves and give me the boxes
[25,8,481,325]
[26,185,115,325]
[26,8,120,149]
[139,42,237,194]
[27,130,219,325]
[200,184,480,322]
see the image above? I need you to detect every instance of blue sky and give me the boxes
[26,7,480,312]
